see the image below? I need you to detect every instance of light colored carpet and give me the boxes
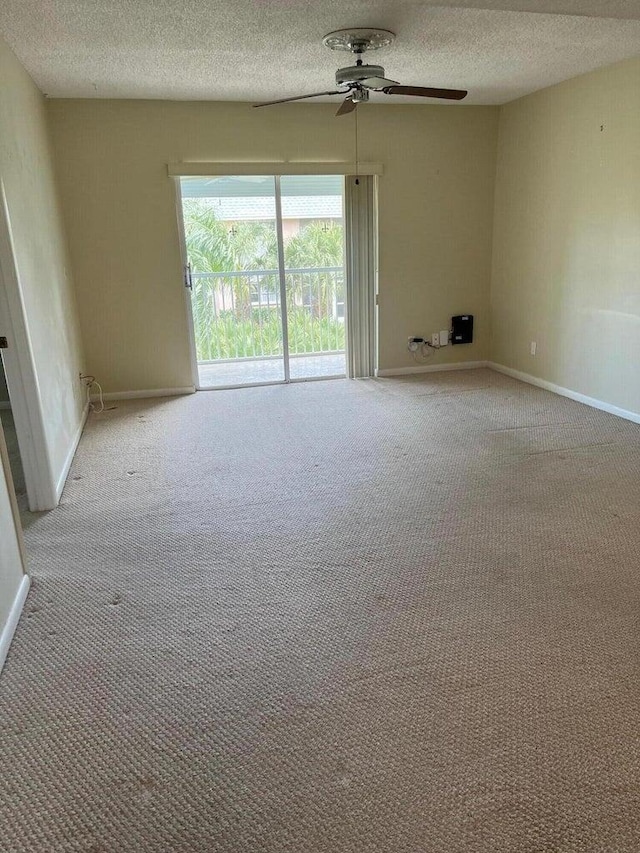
[1,369,640,852]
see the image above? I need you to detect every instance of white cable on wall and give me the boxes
[80,374,105,414]
[411,341,435,364]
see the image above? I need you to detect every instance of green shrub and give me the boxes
[194,306,344,361]
[184,202,346,362]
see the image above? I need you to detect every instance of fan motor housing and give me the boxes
[336,64,385,85]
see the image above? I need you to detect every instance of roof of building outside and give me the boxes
[193,195,342,221]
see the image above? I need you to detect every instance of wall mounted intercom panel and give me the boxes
[451,315,473,345]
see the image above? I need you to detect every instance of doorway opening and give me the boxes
[178,175,347,389]
[0,357,27,511]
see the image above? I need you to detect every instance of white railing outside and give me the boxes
[190,266,345,361]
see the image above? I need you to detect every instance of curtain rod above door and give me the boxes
[167,162,383,177]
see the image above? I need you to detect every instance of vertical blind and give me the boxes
[344,175,377,379]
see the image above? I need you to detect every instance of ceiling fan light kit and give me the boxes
[253,28,468,116]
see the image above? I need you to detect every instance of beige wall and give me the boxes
[46,100,498,391]
[0,37,85,500]
[491,57,640,416]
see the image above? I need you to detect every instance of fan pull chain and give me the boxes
[354,106,359,185]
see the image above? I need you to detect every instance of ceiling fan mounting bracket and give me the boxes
[335,64,386,86]
[322,29,396,55]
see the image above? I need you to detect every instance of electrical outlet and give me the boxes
[431,333,440,348]
[439,330,449,347]
[530,341,537,356]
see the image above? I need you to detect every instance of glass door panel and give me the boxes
[180,176,284,388]
[280,175,347,380]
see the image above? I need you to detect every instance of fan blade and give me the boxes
[382,85,467,100]
[360,76,399,89]
[254,90,345,107]
[336,97,357,117]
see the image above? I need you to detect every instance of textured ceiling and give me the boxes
[1,1,640,105]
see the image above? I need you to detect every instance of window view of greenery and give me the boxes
[183,199,345,362]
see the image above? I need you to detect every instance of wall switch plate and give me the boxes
[530,341,537,356]
[431,333,440,347]
[439,330,449,347]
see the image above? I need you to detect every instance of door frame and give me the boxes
[170,162,383,390]
[173,181,200,391]
[273,175,291,384]
[0,410,29,675]
[0,179,55,510]
[0,417,27,567]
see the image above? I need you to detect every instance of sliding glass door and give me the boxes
[178,174,346,389]
[180,176,284,387]
[281,175,346,381]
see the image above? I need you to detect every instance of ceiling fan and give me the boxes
[254,28,467,116]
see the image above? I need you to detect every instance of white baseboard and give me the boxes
[91,386,196,402]
[488,362,640,426]
[376,360,488,377]
[55,402,89,502]
[0,575,30,675]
